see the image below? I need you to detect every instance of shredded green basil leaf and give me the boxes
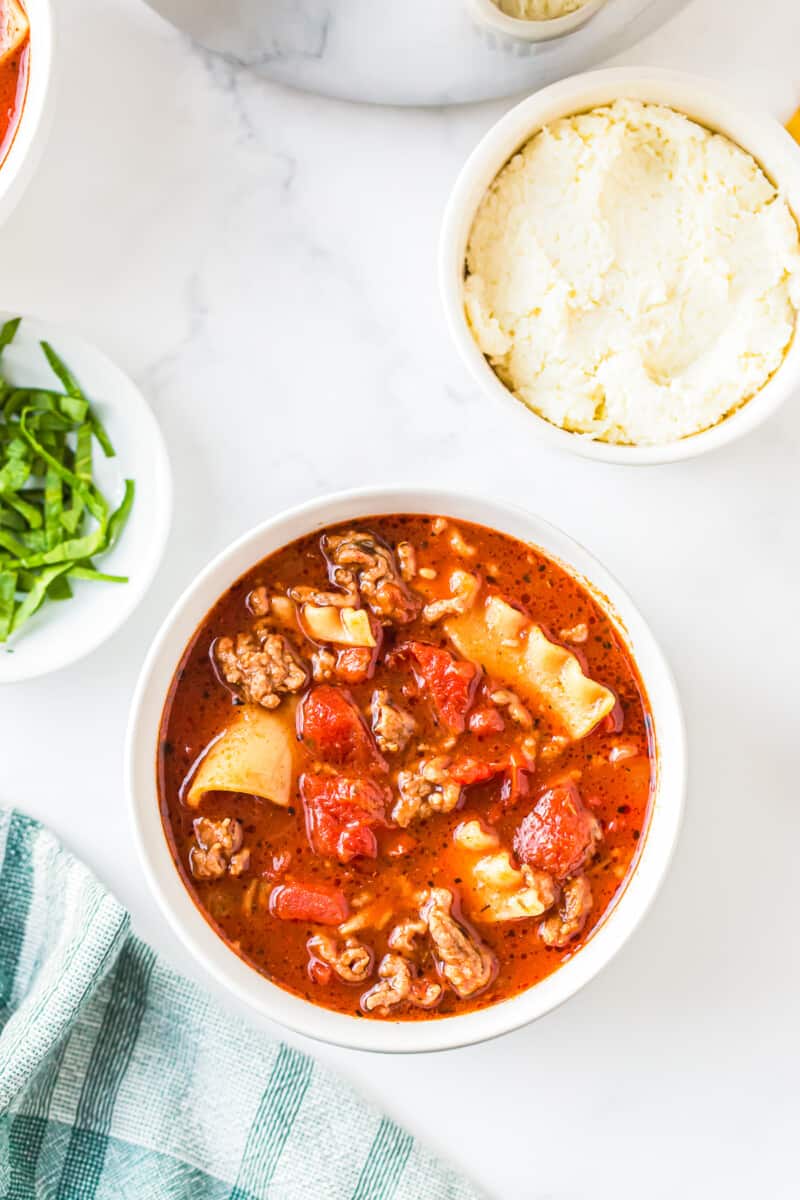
[0,320,136,642]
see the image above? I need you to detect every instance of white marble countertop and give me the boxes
[2,0,799,1195]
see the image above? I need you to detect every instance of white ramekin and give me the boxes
[439,67,800,466]
[469,0,609,43]
[0,0,55,226]
[126,487,686,1053]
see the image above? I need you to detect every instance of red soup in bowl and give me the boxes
[158,515,654,1021]
[0,1,30,166]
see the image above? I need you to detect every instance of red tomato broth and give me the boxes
[158,515,655,1020]
[0,11,29,167]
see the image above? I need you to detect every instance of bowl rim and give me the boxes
[125,485,686,1054]
[439,66,800,466]
[0,0,56,222]
[468,0,609,43]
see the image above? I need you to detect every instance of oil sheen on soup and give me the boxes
[0,2,30,166]
[158,516,654,1020]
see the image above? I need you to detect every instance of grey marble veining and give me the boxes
[144,0,690,104]
[1,0,799,1196]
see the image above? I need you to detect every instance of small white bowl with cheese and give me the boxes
[469,0,609,43]
[439,69,800,464]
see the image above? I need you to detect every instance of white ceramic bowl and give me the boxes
[0,314,172,682]
[439,68,800,466]
[0,0,55,226]
[126,486,686,1053]
[469,0,609,43]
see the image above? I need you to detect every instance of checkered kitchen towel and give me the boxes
[0,811,484,1200]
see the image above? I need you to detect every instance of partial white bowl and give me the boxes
[0,314,172,682]
[0,0,56,226]
[439,67,800,465]
[469,0,609,43]
[126,486,686,1054]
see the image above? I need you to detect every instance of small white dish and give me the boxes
[126,486,686,1054]
[469,0,609,43]
[0,0,56,226]
[0,314,172,682]
[439,68,800,465]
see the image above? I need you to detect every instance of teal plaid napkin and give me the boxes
[0,811,484,1200]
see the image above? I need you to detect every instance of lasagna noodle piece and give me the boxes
[446,597,613,739]
[186,703,296,807]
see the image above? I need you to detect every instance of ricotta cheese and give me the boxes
[495,0,585,18]
[464,99,800,445]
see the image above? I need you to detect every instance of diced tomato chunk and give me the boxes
[334,618,383,684]
[308,959,333,986]
[447,756,503,787]
[299,685,386,771]
[598,697,624,735]
[394,641,479,733]
[469,705,505,736]
[335,647,374,684]
[270,882,349,925]
[337,824,378,860]
[301,772,388,863]
[513,782,600,880]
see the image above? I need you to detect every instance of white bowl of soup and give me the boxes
[126,487,686,1052]
[0,0,55,225]
[439,68,800,465]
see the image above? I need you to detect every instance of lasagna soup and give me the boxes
[159,516,654,1020]
[0,1,29,165]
